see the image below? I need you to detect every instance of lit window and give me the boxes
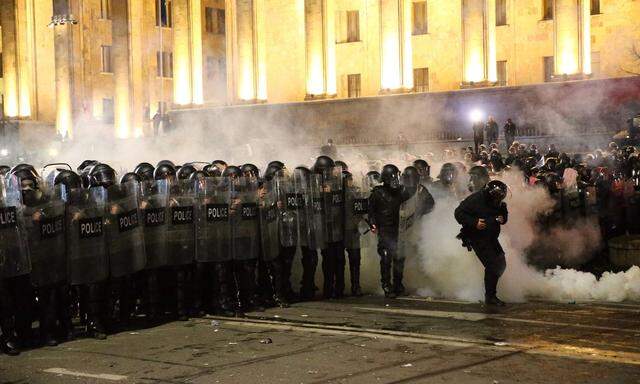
[496,0,507,26]
[101,45,112,73]
[156,51,173,78]
[347,11,359,42]
[156,0,172,27]
[412,2,428,35]
[543,56,554,82]
[347,74,361,98]
[542,0,553,20]
[497,60,507,86]
[100,0,111,20]
[413,68,429,92]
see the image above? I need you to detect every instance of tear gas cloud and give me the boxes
[6,63,640,304]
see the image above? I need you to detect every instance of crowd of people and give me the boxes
[0,135,638,357]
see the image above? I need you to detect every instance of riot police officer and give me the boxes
[468,166,491,193]
[454,180,509,306]
[368,164,409,298]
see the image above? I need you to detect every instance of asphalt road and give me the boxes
[1,296,639,384]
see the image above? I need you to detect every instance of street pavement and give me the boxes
[1,296,639,383]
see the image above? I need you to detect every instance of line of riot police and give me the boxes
[0,155,438,356]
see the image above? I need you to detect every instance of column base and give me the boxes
[550,73,592,82]
[304,93,337,101]
[378,88,411,95]
[460,80,498,89]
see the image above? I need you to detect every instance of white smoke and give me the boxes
[392,168,640,303]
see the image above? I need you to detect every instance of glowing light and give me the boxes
[48,147,59,157]
[325,0,336,95]
[0,149,9,157]
[380,0,401,90]
[190,0,204,104]
[470,109,484,122]
[134,127,144,138]
[465,50,485,83]
[559,47,578,75]
[307,52,325,95]
[555,0,581,76]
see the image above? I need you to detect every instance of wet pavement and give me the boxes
[1,296,639,383]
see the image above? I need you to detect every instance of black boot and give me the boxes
[87,283,107,339]
[268,260,290,308]
[379,251,395,298]
[485,296,506,307]
[393,258,406,297]
[1,317,20,355]
[176,268,189,321]
[215,263,235,317]
[299,247,318,301]
[348,249,362,297]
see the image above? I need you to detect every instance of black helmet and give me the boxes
[0,165,10,176]
[313,156,334,175]
[10,165,40,191]
[157,160,176,169]
[263,164,283,181]
[77,160,99,174]
[222,165,242,179]
[134,162,155,181]
[413,159,430,178]
[177,164,197,180]
[203,164,222,177]
[154,163,176,181]
[334,160,348,171]
[381,164,401,189]
[54,169,82,190]
[468,165,490,192]
[267,161,285,170]
[190,170,207,182]
[294,166,311,177]
[402,166,420,189]
[484,180,507,204]
[241,163,260,178]
[211,160,227,170]
[438,163,457,185]
[120,172,142,184]
[89,163,116,188]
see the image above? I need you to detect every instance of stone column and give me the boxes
[1,0,35,118]
[234,0,256,101]
[51,0,75,138]
[461,0,496,87]
[172,0,192,105]
[379,0,402,91]
[111,0,132,138]
[190,0,204,104]
[305,0,325,97]
[554,0,590,77]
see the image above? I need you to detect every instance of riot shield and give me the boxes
[259,180,280,261]
[301,174,326,250]
[275,173,299,248]
[26,185,66,287]
[0,176,30,279]
[67,187,109,285]
[140,180,169,269]
[231,177,259,261]
[195,177,231,263]
[344,184,369,250]
[398,191,419,260]
[167,179,197,266]
[323,171,344,244]
[106,181,146,278]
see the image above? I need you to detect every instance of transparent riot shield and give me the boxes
[275,173,299,248]
[67,187,109,285]
[195,177,231,263]
[140,179,169,269]
[26,184,66,287]
[231,177,259,261]
[106,181,146,278]
[303,174,326,250]
[167,179,197,266]
[0,176,30,279]
[323,171,344,244]
[259,180,279,261]
[398,191,418,260]
[344,183,369,250]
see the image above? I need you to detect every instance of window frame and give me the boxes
[99,0,111,20]
[347,74,361,98]
[346,10,360,43]
[496,0,507,26]
[590,0,601,15]
[542,0,553,21]
[496,60,507,86]
[101,45,113,74]
[413,67,429,93]
[156,0,173,28]
[543,56,554,82]
[412,1,428,35]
